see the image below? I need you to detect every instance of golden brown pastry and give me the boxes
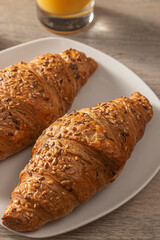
[0,48,97,160]
[2,92,153,232]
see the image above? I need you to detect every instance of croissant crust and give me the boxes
[2,92,153,232]
[0,48,97,160]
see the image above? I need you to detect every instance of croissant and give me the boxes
[0,48,97,161]
[2,92,153,232]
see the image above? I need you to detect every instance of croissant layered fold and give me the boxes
[2,92,153,232]
[0,49,98,160]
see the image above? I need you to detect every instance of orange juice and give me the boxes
[37,0,92,15]
[36,0,95,33]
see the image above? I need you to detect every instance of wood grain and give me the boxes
[0,0,159,239]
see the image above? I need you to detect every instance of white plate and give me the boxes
[0,37,160,238]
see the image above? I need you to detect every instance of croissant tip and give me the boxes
[2,214,31,232]
[87,57,98,75]
[130,92,142,97]
[2,215,17,231]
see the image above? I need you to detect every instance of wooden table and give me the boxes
[0,0,160,239]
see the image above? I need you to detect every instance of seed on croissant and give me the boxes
[0,48,98,161]
[2,92,153,232]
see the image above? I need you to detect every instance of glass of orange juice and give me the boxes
[36,0,95,34]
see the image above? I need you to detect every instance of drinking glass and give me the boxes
[36,0,95,34]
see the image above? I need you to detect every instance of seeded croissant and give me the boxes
[2,92,153,232]
[0,48,97,160]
